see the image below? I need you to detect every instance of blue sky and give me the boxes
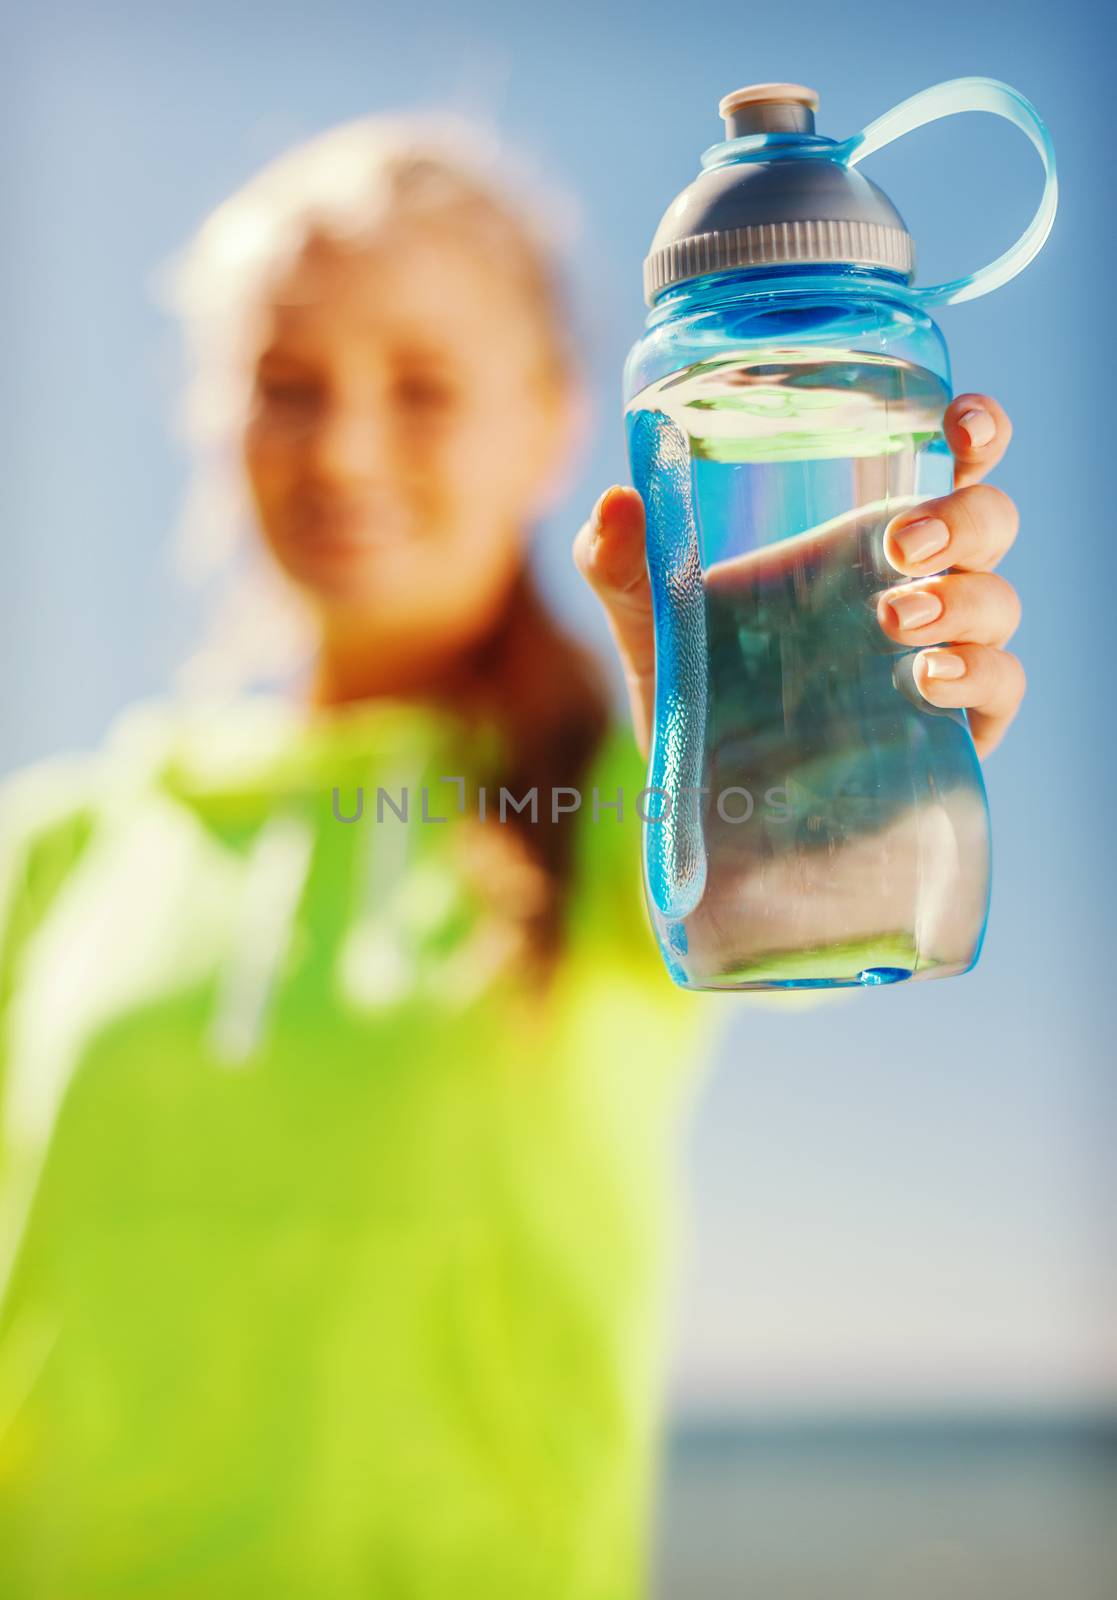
[3,0,1112,1413]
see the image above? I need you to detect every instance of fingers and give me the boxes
[944,392,1013,488]
[882,394,1025,758]
[572,486,655,758]
[575,466,1027,764]
[883,482,1019,577]
[876,570,1021,651]
[876,568,1024,758]
[910,643,1027,760]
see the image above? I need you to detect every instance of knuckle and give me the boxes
[951,483,1016,552]
[1006,649,1027,701]
[1001,576,1024,635]
[983,482,1018,524]
[978,571,1022,633]
[612,562,651,602]
[979,646,1026,709]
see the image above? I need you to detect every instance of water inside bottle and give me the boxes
[625,348,990,989]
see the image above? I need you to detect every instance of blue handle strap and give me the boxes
[832,76,1058,308]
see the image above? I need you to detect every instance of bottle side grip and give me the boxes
[626,407,709,922]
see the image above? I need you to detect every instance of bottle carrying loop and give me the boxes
[833,76,1058,307]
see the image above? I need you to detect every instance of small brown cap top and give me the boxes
[718,83,820,119]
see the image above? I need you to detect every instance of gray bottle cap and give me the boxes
[643,84,915,305]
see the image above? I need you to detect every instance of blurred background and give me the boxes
[3,1,1113,1594]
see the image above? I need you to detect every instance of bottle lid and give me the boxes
[718,83,820,137]
[643,84,915,305]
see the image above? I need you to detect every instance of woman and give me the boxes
[0,112,1025,1596]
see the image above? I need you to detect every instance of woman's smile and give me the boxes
[286,489,416,553]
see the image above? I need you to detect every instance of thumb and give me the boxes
[572,486,655,761]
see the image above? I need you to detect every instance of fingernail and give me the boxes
[591,489,611,528]
[884,586,943,629]
[886,516,950,566]
[957,407,996,449]
[921,649,967,681]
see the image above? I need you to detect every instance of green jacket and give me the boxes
[0,694,720,1598]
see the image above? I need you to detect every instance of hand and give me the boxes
[573,391,1024,763]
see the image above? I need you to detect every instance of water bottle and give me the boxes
[625,78,1057,992]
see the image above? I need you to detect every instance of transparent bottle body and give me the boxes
[623,266,991,991]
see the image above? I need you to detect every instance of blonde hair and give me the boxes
[157,110,587,696]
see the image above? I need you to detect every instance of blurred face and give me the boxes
[242,222,571,653]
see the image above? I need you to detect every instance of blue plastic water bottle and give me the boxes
[625,78,1057,991]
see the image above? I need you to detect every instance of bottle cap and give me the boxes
[643,78,1059,311]
[718,83,820,137]
[643,84,914,305]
